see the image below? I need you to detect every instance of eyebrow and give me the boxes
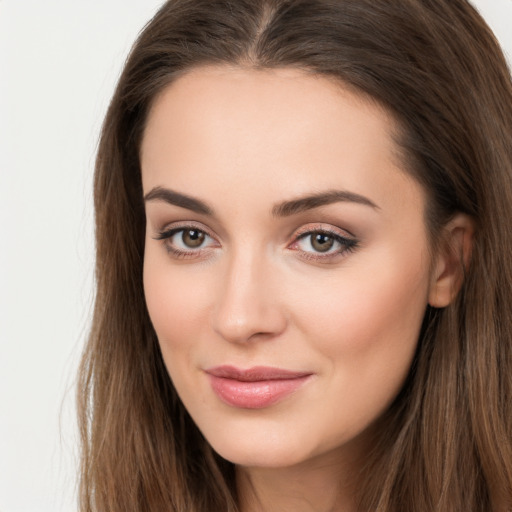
[144,186,213,215]
[272,190,379,217]
[143,186,379,217]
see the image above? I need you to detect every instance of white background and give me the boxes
[0,1,510,511]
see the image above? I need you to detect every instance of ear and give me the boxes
[428,213,475,308]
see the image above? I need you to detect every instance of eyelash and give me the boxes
[291,228,359,261]
[154,223,217,259]
[154,224,359,262]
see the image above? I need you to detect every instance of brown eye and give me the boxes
[182,229,205,248]
[155,225,218,259]
[293,229,358,259]
[310,233,335,252]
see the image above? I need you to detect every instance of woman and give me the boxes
[77,0,512,510]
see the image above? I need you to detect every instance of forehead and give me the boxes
[140,65,422,219]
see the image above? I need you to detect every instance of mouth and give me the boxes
[205,365,313,409]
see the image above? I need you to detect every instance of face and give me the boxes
[141,66,433,469]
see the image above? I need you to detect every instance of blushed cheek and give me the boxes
[295,258,430,363]
[143,271,202,406]
[143,254,208,352]
[306,266,429,434]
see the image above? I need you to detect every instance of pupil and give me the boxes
[182,229,205,248]
[312,233,334,252]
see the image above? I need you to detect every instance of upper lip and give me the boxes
[205,365,312,382]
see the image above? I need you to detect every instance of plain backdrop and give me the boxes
[0,1,511,511]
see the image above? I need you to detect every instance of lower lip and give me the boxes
[208,375,311,409]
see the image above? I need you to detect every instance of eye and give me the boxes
[176,228,207,249]
[291,228,358,260]
[154,225,218,257]
[302,232,337,253]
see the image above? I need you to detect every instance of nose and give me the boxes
[211,250,287,344]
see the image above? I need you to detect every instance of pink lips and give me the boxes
[205,365,312,409]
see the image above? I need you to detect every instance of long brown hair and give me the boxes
[77,1,512,510]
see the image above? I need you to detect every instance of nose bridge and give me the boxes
[211,245,286,343]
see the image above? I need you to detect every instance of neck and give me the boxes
[236,448,361,512]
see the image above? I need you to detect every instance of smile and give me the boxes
[205,366,313,409]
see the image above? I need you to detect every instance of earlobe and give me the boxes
[428,213,475,308]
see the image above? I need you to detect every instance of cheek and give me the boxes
[143,253,217,412]
[285,250,430,446]
[300,245,429,347]
[143,249,212,354]
[290,243,430,413]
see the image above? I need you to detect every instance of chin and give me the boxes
[196,408,376,472]
[212,440,312,469]
[200,420,346,470]
[197,421,305,468]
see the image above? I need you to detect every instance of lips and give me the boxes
[205,365,312,409]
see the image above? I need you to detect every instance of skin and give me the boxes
[141,66,469,511]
